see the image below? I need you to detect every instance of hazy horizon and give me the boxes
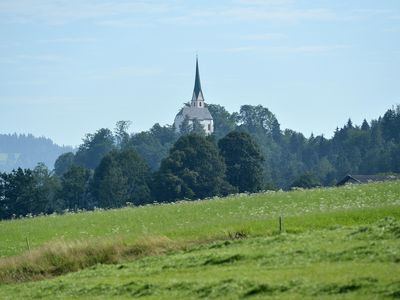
[1,0,399,146]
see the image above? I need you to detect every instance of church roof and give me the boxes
[176,106,213,120]
[192,57,204,101]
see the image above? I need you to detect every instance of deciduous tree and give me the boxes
[153,134,235,202]
[92,149,151,208]
[218,131,264,192]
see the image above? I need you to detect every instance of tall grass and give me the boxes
[0,236,182,284]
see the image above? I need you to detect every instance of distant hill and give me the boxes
[0,133,73,172]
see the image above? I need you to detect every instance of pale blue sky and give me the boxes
[0,0,399,146]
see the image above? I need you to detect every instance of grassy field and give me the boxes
[0,182,399,298]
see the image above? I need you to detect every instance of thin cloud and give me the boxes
[85,66,163,81]
[382,27,400,33]
[0,0,171,24]
[4,79,48,86]
[40,37,98,44]
[278,44,352,54]
[222,46,259,53]
[230,2,399,22]
[222,7,337,22]
[242,33,287,40]
[0,54,65,65]
[96,19,153,28]
[220,44,352,54]
[233,0,295,5]
[0,95,80,105]
[350,8,395,16]
[0,58,17,64]
[0,41,21,48]
[16,54,65,62]
[0,0,397,27]
[161,2,339,26]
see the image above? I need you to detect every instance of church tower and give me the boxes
[174,57,214,134]
[191,58,205,108]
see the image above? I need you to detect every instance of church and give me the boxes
[174,58,214,134]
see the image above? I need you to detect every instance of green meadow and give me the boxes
[0,181,399,299]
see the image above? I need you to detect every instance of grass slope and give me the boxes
[1,182,399,258]
[0,182,399,299]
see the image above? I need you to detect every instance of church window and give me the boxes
[208,124,211,131]
[199,102,202,107]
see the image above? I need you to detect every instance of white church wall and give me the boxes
[173,115,213,135]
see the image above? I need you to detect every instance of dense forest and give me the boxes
[0,134,72,172]
[1,104,399,219]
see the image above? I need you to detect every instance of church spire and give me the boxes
[192,56,204,102]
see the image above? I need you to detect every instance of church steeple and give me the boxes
[191,57,204,106]
[173,57,214,134]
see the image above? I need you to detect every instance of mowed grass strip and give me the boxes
[1,181,399,258]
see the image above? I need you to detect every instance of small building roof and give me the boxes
[336,174,400,186]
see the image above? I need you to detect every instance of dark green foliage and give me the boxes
[114,120,131,149]
[233,105,282,187]
[128,132,167,171]
[152,172,194,201]
[74,128,115,170]
[191,118,206,136]
[212,104,400,189]
[237,104,281,141]
[153,134,235,202]
[179,116,192,136]
[149,123,178,145]
[92,149,151,208]
[219,131,264,192]
[5,168,43,217]
[128,124,178,171]
[59,165,91,210]
[52,103,398,199]
[208,104,237,140]
[381,106,400,142]
[178,116,206,136]
[0,164,60,219]
[361,119,370,131]
[32,163,61,213]
[54,152,75,176]
[290,173,320,189]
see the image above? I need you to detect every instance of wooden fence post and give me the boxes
[25,237,31,251]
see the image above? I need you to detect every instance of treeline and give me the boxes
[1,104,399,219]
[0,133,72,172]
[0,130,263,219]
[210,104,400,188]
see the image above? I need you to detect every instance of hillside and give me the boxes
[0,133,73,172]
[0,182,399,299]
